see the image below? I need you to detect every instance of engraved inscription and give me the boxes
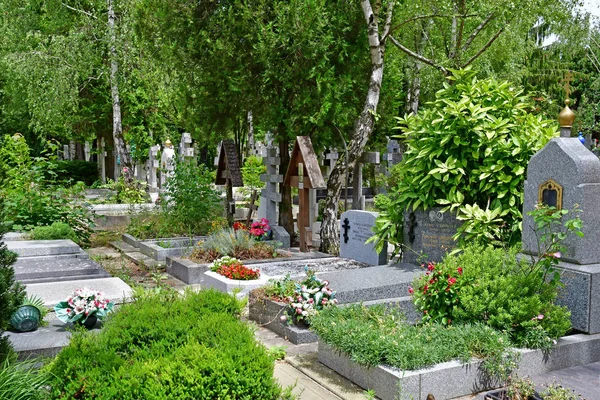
[350,222,374,244]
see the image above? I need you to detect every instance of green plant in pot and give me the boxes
[54,287,114,329]
[10,295,47,332]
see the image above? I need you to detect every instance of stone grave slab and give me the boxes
[14,258,110,284]
[6,240,82,257]
[339,210,386,265]
[26,277,133,308]
[402,207,461,264]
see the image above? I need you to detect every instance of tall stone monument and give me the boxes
[522,82,600,333]
[160,139,176,189]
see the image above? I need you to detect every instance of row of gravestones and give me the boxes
[339,121,600,334]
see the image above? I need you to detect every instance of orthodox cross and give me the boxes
[342,218,350,244]
[562,71,574,99]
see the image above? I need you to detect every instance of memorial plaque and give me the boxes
[402,208,461,264]
[339,210,386,266]
[538,179,562,210]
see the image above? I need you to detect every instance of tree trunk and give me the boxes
[319,0,393,254]
[107,0,132,181]
[247,110,255,156]
[278,133,294,237]
[406,24,428,114]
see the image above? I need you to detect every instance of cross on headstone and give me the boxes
[284,136,326,252]
[179,132,194,161]
[352,152,380,210]
[342,218,350,244]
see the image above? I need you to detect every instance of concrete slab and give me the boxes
[14,258,110,284]
[6,240,81,257]
[274,362,344,400]
[25,277,133,307]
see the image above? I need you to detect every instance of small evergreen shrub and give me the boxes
[46,289,280,399]
[29,222,78,242]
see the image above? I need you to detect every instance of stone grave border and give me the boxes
[165,251,331,285]
[122,233,204,262]
[249,297,318,344]
[318,333,600,400]
[201,271,271,295]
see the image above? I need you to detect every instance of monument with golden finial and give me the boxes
[522,70,600,334]
[558,71,576,137]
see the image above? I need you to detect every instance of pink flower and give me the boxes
[408,287,414,294]
[448,277,457,285]
[552,252,562,259]
[457,267,463,275]
[296,308,303,314]
[538,314,544,320]
[427,263,435,272]
[280,315,287,322]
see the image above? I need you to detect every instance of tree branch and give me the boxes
[381,1,395,41]
[461,25,505,68]
[61,2,96,19]
[382,13,477,42]
[389,35,447,75]
[461,12,495,53]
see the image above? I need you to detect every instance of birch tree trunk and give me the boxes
[319,1,394,254]
[108,0,132,181]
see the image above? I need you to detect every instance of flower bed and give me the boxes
[210,256,260,280]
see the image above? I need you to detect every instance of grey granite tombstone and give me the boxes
[522,137,600,333]
[179,132,194,161]
[339,210,386,266]
[402,208,461,265]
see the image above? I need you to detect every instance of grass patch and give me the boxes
[310,304,510,371]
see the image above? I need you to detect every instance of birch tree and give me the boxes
[319,0,394,254]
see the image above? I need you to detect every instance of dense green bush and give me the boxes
[411,245,571,349]
[310,304,509,370]
[0,203,26,364]
[29,222,78,242]
[371,69,557,251]
[46,289,281,399]
[49,160,99,186]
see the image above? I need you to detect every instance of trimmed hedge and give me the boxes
[46,290,281,399]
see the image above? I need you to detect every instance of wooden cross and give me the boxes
[562,71,574,99]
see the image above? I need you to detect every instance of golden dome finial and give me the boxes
[558,98,575,128]
[165,138,173,148]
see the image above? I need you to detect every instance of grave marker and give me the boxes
[284,136,326,252]
[215,139,244,224]
[352,151,380,210]
[179,132,194,161]
[339,210,386,265]
[98,138,107,183]
[160,139,176,189]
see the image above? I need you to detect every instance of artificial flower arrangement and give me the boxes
[210,256,260,280]
[249,218,271,240]
[286,268,337,324]
[54,287,114,326]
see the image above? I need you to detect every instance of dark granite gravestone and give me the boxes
[522,137,600,333]
[402,208,462,265]
[339,210,386,266]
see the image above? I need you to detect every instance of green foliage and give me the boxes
[541,382,585,400]
[368,194,404,257]
[201,228,256,256]
[163,162,222,236]
[241,156,266,191]
[0,359,49,400]
[49,160,99,186]
[310,304,510,370]
[45,289,280,399]
[266,345,287,361]
[263,274,296,300]
[435,245,571,349]
[21,295,48,322]
[373,69,557,252]
[29,222,78,242]
[0,203,26,364]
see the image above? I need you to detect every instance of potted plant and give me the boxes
[54,288,114,329]
[10,295,47,332]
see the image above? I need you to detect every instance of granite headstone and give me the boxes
[339,210,386,266]
[402,208,461,265]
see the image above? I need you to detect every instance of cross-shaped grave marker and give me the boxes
[284,136,326,252]
[215,139,244,225]
[352,151,380,210]
[341,217,350,244]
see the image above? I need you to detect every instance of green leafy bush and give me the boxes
[46,289,281,399]
[372,69,557,251]
[29,222,78,242]
[310,304,509,370]
[48,160,99,186]
[0,204,26,363]
[0,360,49,400]
[425,245,571,349]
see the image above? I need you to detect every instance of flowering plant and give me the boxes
[210,256,260,280]
[249,218,271,240]
[410,261,463,325]
[233,221,248,231]
[286,268,337,324]
[54,287,114,324]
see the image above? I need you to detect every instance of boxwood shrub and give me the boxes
[45,289,281,399]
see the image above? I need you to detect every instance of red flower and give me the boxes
[427,263,435,271]
[457,267,463,275]
[423,285,429,293]
[448,277,457,286]
[408,287,414,294]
